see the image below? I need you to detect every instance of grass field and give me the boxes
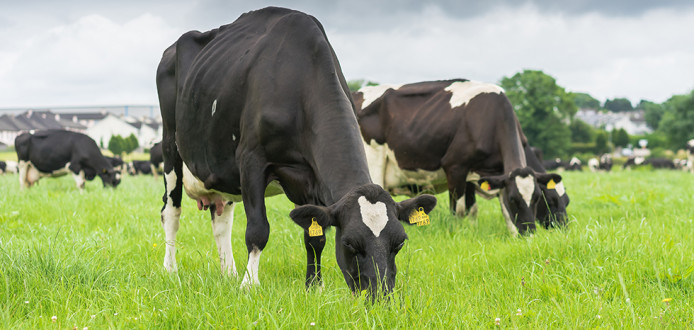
[0,169,692,328]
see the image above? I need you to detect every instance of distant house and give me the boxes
[85,114,162,149]
[0,110,87,146]
[575,109,652,135]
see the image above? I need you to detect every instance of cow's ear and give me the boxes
[397,194,437,225]
[479,174,508,191]
[290,205,335,235]
[536,173,562,187]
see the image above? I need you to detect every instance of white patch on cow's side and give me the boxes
[232,134,236,141]
[515,175,535,207]
[362,139,388,188]
[555,181,566,197]
[363,140,446,192]
[211,99,217,116]
[72,170,86,190]
[499,190,519,237]
[444,81,505,109]
[358,84,402,109]
[212,202,237,277]
[358,196,388,237]
[181,162,244,203]
[588,158,599,172]
[241,247,262,288]
[634,157,645,165]
[162,170,181,272]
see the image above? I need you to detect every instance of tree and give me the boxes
[604,98,633,112]
[658,90,694,149]
[500,70,576,158]
[573,92,601,109]
[123,134,139,154]
[612,128,630,147]
[595,131,610,154]
[108,135,125,156]
[347,79,379,91]
[637,99,665,130]
[569,119,595,143]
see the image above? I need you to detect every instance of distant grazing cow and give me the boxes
[352,80,561,235]
[15,130,121,189]
[686,139,694,173]
[130,160,153,175]
[105,156,126,173]
[0,161,5,174]
[149,141,163,176]
[623,157,675,170]
[2,160,18,174]
[588,154,613,172]
[156,7,436,296]
[544,157,582,171]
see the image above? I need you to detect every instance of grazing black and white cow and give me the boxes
[105,156,126,173]
[156,7,436,296]
[129,160,154,175]
[588,154,613,172]
[623,156,675,170]
[543,157,582,171]
[352,80,561,235]
[0,161,5,174]
[149,141,163,176]
[15,130,121,189]
[1,160,18,174]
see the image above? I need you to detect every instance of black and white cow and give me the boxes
[686,139,694,173]
[588,154,613,172]
[129,160,154,175]
[0,161,5,174]
[15,130,121,189]
[105,156,126,173]
[156,7,436,296]
[352,80,561,235]
[623,156,675,170]
[149,141,163,176]
[544,157,583,171]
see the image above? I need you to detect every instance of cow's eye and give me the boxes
[344,242,358,254]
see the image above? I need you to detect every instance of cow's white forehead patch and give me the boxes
[359,84,402,109]
[555,181,566,197]
[358,196,388,237]
[515,175,535,207]
[444,81,505,109]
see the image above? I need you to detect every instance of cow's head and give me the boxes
[99,168,121,188]
[479,168,559,235]
[290,184,436,298]
[535,174,569,228]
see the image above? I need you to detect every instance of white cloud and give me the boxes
[0,13,179,107]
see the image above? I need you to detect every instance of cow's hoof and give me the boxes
[163,262,178,273]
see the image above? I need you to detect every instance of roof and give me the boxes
[59,112,110,121]
[0,110,87,132]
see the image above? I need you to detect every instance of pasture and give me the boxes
[0,169,692,328]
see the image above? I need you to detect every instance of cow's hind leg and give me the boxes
[210,202,237,277]
[18,160,28,189]
[445,166,472,218]
[160,138,183,272]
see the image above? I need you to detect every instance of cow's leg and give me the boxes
[465,182,479,219]
[72,170,86,190]
[239,158,270,288]
[498,189,519,237]
[18,160,28,189]
[304,230,326,288]
[210,202,237,277]
[160,137,183,272]
[445,166,471,218]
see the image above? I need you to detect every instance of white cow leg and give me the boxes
[212,202,237,277]
[18,161,28,189]
[241,247,262,288]
[72,170,86,190]
[161,171,181,272]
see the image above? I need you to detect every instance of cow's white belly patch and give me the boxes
[359,84,402,109]
[358,196,388,237]
[363,140,446,191]
[181,162,283,204]
[444,81,505,109]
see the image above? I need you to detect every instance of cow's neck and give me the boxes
[500,129,527,174]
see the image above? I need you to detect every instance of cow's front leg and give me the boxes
[445,166,472,218]
[239,160,270,289]
[18,160,29,189]
[304,231,326,288]
[464,182,479,218]
[210,202,237,277]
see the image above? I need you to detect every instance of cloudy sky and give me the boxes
[1,0,693,109]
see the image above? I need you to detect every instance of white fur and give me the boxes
[634,157,645,165]
[362,140,446,191]
[499,190,519,237]
[212,203,237,276]
[555,181,566,197]
[515,175,535,207]
[211,99,217,116]
[72,170,86,190]
[570,157,581,166]
[358,84,402,109]
[444,81,504,109]
[588,158,599,172]
[241,247,262,288]
[358,196,388,237]
[161,170,181,272]
[455,195,466,217]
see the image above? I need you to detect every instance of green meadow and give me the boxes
[0,169,692,328]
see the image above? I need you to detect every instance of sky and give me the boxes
[1,0,693,109]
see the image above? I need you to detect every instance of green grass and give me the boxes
[0,170,693,328]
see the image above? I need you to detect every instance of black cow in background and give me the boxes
[156,7,436,297]
[15,130,121,189]
[0,161,6,174]
[130,160,154,175]
[149,141,163,177]
[543,157,583,171]
[588,154,613,172]
[623,157,675,170]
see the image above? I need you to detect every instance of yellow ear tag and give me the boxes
[547,179,556,190]
[480,181,491,191]
[308,218,323,237]
[408,207,430,226]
